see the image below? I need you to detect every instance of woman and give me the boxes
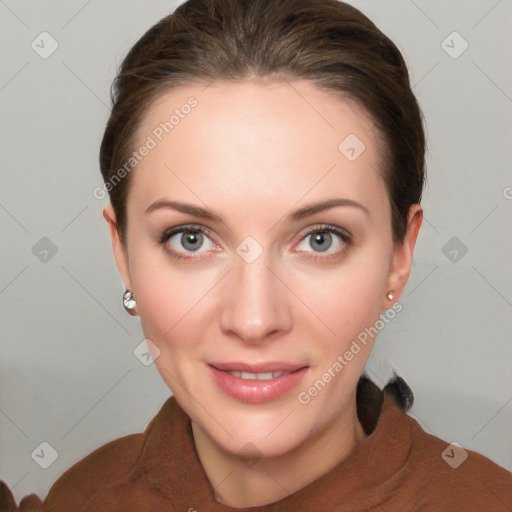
[2,0,511,510]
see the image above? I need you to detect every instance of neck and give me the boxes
[191,395,367,508]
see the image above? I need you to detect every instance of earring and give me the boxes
[386,291,395,301]
[123,289,137,315]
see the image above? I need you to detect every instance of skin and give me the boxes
[104,79,422,507]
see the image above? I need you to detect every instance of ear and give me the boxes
[103,203,132,293]
[384,204,423,307]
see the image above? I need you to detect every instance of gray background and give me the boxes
[1,0,511,503]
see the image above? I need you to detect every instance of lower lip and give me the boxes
[207,364,309,404]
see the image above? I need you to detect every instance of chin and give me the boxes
[193,396,312,458]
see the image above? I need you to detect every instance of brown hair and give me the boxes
[99,0,425,245]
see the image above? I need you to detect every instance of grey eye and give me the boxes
[308,231,333,252]
[180,230,204,252]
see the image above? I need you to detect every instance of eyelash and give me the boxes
[157,223,352,262]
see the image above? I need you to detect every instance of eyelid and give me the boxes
[158,223,352,260]
[158,224,221,261]
[291,223,352,261]
[159,223,214,244]
[296,223,352,244]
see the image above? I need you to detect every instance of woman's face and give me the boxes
[105,80,420,458]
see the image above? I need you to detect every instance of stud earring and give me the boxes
[386,291,395,301]
[123,289,137,315]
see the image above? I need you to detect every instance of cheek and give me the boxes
[293,254,390,408]
[128,249,220,357]
[294,252,389,341]
[128,250,186,342]
[131,262,209,391]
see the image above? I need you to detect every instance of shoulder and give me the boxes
[43,397,176,509]
[402,408,512,511]
[43,432,146,509]
[43,396,176,509]
[0,434,144,511]
[1,398,174,511]
[372,377,512,511]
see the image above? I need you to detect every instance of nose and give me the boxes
[219,253,293,345]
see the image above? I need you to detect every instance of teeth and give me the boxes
[226,370,291,380]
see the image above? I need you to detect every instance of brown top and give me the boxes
[2,380,511,511]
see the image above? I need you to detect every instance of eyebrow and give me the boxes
[145,197,370,222]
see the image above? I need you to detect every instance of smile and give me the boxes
[225,370,291,380]
[207,363,309,403]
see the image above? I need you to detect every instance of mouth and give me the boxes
[222,370,293,380]
[207,362,309,403]
[209,361,306,373]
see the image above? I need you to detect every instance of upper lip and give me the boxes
[209,362,307,373]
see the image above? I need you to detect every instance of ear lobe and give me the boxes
[103,203,132,291]
[385,204,423,304]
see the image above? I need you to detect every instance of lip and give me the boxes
[207,362,309,404]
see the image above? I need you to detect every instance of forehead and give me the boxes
[129,80,388,220]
